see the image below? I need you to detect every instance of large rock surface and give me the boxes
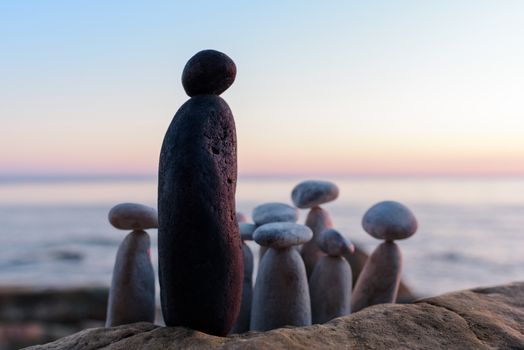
[27,282,523,349]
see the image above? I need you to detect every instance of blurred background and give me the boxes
[1,1,523,348]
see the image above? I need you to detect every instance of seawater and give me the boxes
[0,176,523,297]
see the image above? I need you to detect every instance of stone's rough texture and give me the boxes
[30,282,524,350]
[238,223,256,241]
[362,201,418,241]
[250,248,312,331]
[310,256,352,324]
[235,212,248,224]
[253,222,313,249]
[351,241,402,313]
[291,180,339,209]
[158,95,243,336]
[317,229,354,257]
[181,50,236,96]
[230,243,253,334]
[301,207,333,277]
[108,203,158,231]
[106,230,155,327]
[252,202,299,226]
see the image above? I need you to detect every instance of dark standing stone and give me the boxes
[182,50,236,97]
[230,242,254,334]
[106,230,155,327]
[158,94,243,336]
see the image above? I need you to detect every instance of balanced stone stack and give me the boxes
[158,50,243,336]
[230,213,255,334]
[291,180,340,277]
[309,228,355,324]
[251,202,299,262]
[250,222,313,331]
[351,201,418,312]
[105,203,157,327]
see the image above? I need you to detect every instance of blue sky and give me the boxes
[1,1,523,176]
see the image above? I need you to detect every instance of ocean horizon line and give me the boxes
[1,172,524,184]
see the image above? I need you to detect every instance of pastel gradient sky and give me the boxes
[1,1,523,177]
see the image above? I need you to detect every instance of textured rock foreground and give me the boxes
[27,282,523,349]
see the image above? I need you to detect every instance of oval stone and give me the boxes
[239,223,256,241]
[158,95,243,336]
[291,180,339,209]
[108,203,158,230]
[317,229,355,257]
[253,222,312,249]
[182,50,236,97]
[252,202,298,226]
[362,201,418,240]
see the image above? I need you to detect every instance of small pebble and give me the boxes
[362,201,418,240]
[252,202,298,226]
[317,229,355,256]
[108,203,158,230]
[182,49,236,97]
[291,180,339,209]
[253,222,312,249]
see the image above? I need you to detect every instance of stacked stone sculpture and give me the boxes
[250,222,313,331]
[158,50,243,336]
[351,201,418,313]
[309,228,355,324]
[105,203,156,327]
[230,213,256,334]
[252,202,299,262]
[292,180,339,277]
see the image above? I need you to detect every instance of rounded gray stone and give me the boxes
[252,202,298,226]
[310,256,352,324]
[317,229,355,257]
[239,222,256,241]
[108,203,158,230]
[291,180,339,209]
[351,241,402,312]
[106,230,155,327]
[362,201,418,241]
[253,222,312,249]
[182,49,236,96]
[250,248,311,331]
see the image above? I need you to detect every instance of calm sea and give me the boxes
[0,176,523,297]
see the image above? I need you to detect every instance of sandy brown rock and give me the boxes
[27,282,524,349]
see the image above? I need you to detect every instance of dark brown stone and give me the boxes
[230,243,253,334]
[158,95,243,336]
[182,50,236,97]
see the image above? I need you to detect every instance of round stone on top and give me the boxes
[362,201,418,241]
[291,180,339,209]
[182,50,236,97]
[253,222,313,249]
[317,228,355,257]
[109,203,158,231]
[252,202,299,226]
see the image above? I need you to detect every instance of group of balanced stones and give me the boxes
[103,50,418,337]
